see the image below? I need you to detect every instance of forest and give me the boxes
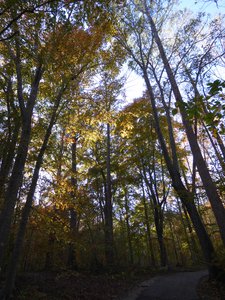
[0,0,225,299]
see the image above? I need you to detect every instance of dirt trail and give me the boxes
[120,269,208,300]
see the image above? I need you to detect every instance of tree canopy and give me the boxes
[0,0,225,298]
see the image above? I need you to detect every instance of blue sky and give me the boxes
[179,0,224,14]
[123,0,225,102]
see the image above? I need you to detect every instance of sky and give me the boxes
[180,0,225,12]
[123,0,225,103]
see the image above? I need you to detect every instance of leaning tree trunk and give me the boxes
[184,66,225,163]
[1,86,64,299]
[142,69,219,277]
[0,77,21,201]
[144,5,225,247]
[0,122,20,202]
[0,65,43,270]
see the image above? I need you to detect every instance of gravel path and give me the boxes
[121,270,208,300]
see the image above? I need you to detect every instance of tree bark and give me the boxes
[124,190,134,265]
[1,85,63,299]
[168,214,180,266]
[67,135,78,270]
[0,124,20,201]
[104,123,114,267]
[0,78,21,201]
[177,199,198,264]
[141,181,156,266]
[0,65,44,270]
[141,165,168,267]
[142,68,218,277]
[144,5,225,247]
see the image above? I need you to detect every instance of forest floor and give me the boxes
[197,275,225,300]
[13,267,225,300]
[14,268,155,300]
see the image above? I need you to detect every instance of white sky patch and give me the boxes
[120,0,224,104]
[179,0,224,13]
[123,68,145,103]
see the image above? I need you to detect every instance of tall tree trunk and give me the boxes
[144,174,167,267]
[104,123,114,267]
[203,123,225,175]
[124,190,134,265]
[44,232,55,270]
[155,210,167,267]
[1,87,63,299]
[182,203,199,252]
[142,68,218,277]
[0,77,20,201]
[140,157,168,267]
[0,123,20,202]
[56,129,65,181]
[177,199,198,264]
[168,214,180,266]
[144,4,225,247]
[0,65,43,270]
[67,136,78,270]
[141,181,156,266]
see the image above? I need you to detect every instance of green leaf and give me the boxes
[207,80,225,96]
[172,108,178,116]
